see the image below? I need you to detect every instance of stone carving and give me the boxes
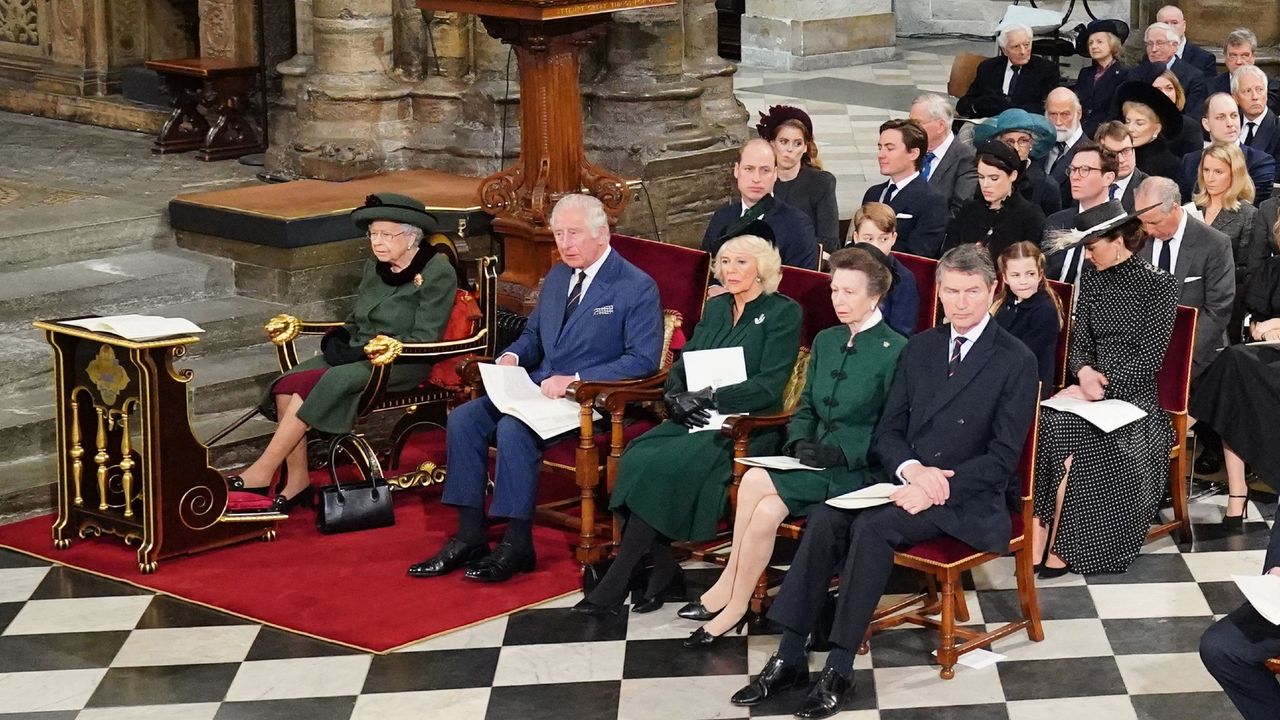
[0,0,39,46]
[200,0,233,58]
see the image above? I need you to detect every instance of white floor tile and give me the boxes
[110,625,260,666]
[625,606,705,641]
[1088,583,1212,619]
[872,663,1005,708]
[224,655,372,701]
[1114,652,1222,695]
[618,675,751,720]
[492,640,626,686]
[1180,550,1269,582]
[1006,695,1137,720]
[0,668,107,713]
[395,616,509,652]
[3,596,153,635]
[77,703,221,720]
[351,688,491,720]
[754,712,879,720]
[990,618,1113,661]
[0,566,50,603]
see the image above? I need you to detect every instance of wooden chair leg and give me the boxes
[1014,544,1045,642]
[936,571,958,680]
[750,569,769,620]
[954,581,971,623]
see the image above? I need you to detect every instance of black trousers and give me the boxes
[767,502,947,652]
[1200,601,1280,720]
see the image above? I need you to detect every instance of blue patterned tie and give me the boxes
[563,270,587,325]
[922,152,937,181]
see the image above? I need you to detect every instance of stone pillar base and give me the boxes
[741,4,895,71]
[742,44,896,71]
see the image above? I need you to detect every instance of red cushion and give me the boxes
[611,234,711,331]
[892,252,940,333]
[778,266,841,347]
[1157,305,1197,413]
[226,491,276,512]
[897,513,1024,564]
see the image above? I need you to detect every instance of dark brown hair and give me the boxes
[1093,120,1131,144]
[1071,140,1119,176]
[991,241,1064,328]
[879,119,929,171]
[829,246,894,298]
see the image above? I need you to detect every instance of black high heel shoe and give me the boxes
[227,476,271,496]
[631,568,686,614]
[271,486,315,513]
[682,615,748,648]
[1221,494,1249,531]
[1038,562,1071,579]
[676,601,721,622]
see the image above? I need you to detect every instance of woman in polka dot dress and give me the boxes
[1031,200,1179,577]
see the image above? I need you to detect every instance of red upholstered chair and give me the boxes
[1268,657,1280,674]
[860,400,1044,679]
[891,251,939,333]
[1147,304,1198,544]
[1046,279,1074,390]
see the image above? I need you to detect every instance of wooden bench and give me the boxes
[144,58,263,161]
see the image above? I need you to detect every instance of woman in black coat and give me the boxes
[943,141,1046,260]
[992,241,1064,396]
[756,105,840,253]
[1074,19,1131,137]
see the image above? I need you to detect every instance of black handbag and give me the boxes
[316,433,395,534]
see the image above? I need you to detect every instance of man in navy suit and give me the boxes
[1156,5,1218,77]
[862,119,949,258]
[730,245,1039,718]
[1209,29,1280,113]
[1178,93,1275,204]
[411,194,663,582]
[1200,522,1280,720]
[1136,22,1208,120]
[702,138,819,270]
[1044,87,1088,207]
[957,23,1059,119]
[1234,66,1280,164]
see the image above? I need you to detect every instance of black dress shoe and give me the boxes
[1037,563,1071,579]
[571,598,622,618]
[683,616,748,648]
[795,667,852,719]
[227,476,270,496]
[730,654,809,706]
[407,537,490,578]
[464,542,536,582]
[676,601,720,622]
[270,486,315,513]
[630,568,686,613]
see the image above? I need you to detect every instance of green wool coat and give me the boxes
[271,251,457,434]
[771,319,906,515]
[610,291,802,542]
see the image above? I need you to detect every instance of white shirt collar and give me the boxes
[1244,105,1270,127]
[855,307,884,334]
[948,311,991,357]
[1176,36,1187,57]
[887,171,921,191]
[571,245,611,295]
[741,194,773,216]
[1065,125,1084,147]
[1113,171,1133,194]
[932,133,956,162]
[1171,207,1189,243]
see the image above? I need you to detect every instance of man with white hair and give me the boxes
[957,23,1060,118]
[1136,21,1208,119]
[1156,4,1217,77]
[1177,93,1275,203]
[1208,28,1280,114]
[1044,87,1087,205]
[1233,65,1280,163]
[908,93,977,216]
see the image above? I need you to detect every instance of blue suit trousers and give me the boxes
[441,395,553,521]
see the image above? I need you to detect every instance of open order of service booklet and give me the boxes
[60,315,206,342]
[1232,574,1280,625]
[735,456,824,472]
[478,363,601,440]
[682,346,747,433]
[825,482,900,510]
[1040,396,1147,433]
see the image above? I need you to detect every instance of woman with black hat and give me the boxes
[227,193,458,512]
[1073,19,1132,137]
[1117,80,1184,180]
[1031,200,1179,577]
[942,140,1046,260]
[973,108,1063,216]
[757,105,840,254]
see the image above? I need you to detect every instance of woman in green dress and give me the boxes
[678,245,907,646]
[226,193,457,512]
[573,234,803,618]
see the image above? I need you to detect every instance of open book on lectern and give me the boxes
[60,314,205,342]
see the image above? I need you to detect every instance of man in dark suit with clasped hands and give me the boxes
[730,245,1039,719]
[410,194,663,583]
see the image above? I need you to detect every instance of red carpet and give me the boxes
[0,483,583,653]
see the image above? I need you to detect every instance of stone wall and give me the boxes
[741,0,897,70]
[895,0,1131,39]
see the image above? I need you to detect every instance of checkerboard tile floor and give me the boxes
[0,491,1272,720]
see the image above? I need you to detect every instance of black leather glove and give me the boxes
[797,441,845,468]
[666,387,716,429]
[789,439,815,460]
[321,327,367,366]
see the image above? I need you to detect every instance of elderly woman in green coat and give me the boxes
[227,193,457,512]
[573,233,803,618]
[677,245,906,647]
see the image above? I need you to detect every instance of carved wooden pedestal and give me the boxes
[416,1,672,309]
[145,58,265,161]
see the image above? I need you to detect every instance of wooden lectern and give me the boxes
[34,321,282,573]
[415,0,674,309]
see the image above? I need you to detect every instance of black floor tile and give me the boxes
[502,607,627,646]
[486,681,621,720]
[85,663,242,707]
[0,602,22,634]
[1084,553,1194,585]
[213,697,357,720]
[881,704,1010,720]
[244,626,362,661]
[0,631,130,672]
[29,566,149,600]
[977,585,1098,623]
[867,627,982,669]
[1131,691,1241,720]
[748,668,876,716]
[1198,580,1248,616]
[0,549,51,569]
[135,595,252,629]
[361,647,500,693]
[997,656,1128,701]
[1102,616,1216,655]
[1179,521,1275,553]
[621,637,748,679]
[740,77,921,112]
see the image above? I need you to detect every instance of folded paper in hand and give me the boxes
[61,314,205,342]
[1247,339,1280,348]
[735,455,823,471]
[1040,397,1147,433]
[1232,574,1280,625]
[826,482,899,510]
[478,363,600,440]
[682,347,746,433]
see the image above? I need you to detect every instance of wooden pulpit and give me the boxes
[34,320,282,573]
[415,0,673,310]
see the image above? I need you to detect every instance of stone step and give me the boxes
[0,196,169,270]
[0,249,234,333]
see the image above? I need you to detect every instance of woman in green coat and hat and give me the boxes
[574,233,803,618]
[677,245,906,647]
[227,193,457,512]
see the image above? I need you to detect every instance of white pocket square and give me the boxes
[895,213,914,219]
[1184,276,1202,283]
[592,305,615,316]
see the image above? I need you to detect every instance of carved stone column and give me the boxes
[199,0,259,62]
[684,0,749,142]
[267,0,315,171]
[406,12,482,174]
[36,0,113,95]
[742,0,895,71]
